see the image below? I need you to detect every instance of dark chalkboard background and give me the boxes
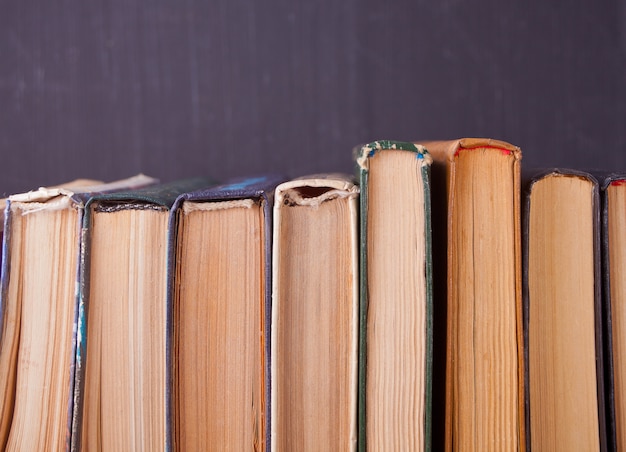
[1,1,625,196]
[1,1,624,448]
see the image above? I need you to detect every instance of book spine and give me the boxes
[262,192,274,452]
[70,221,90,452]
[422,163,433,452]
[357,164,369,452]
[601,176,619,452]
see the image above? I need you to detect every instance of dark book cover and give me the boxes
[598,173,626,452]
[522,169,607,452]
[71,177,212,452]
[166,174,285,452]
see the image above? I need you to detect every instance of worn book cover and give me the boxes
[71,177,212,452]
[271,174,359,451]
[598,172,626,451]
[0,174,156,451]
[356,141,433,451]
[423,138,524,451]
[167,175,285,452]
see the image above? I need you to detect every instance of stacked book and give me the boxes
[0,139,622,451]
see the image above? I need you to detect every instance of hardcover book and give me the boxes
[355,141,433,451]
[167,175,285,451]
[71,177,211,451]
[422,138,524,451]
[271,174,359,451]
[523,169,607,452]
[0,175,156,451]
[601,173,626,451]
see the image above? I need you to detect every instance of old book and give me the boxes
[271,175,359,451]
[71,178,211,451]
[422,138,524,451]
[355,141,433,451]
[600,174,626,451]
[0,174,156,451]
[524,169,607,451]
[168,175,284,451]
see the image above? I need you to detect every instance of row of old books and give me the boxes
[0,138,622,451]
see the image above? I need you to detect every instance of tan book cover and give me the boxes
[271,174,359,451]
[422,138,524,451]
[0,175,156,451]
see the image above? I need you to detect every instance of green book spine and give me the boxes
[356,141,433,451]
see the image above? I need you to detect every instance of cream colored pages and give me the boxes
[0,174,157,450]
[365,151,428,451]
[422,139,523,452]
[528,174,599,451]
[173,200,265,450]
[271,176,358,451]
[80,206,168,451]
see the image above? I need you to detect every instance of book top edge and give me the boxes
[355,141,431,171]
[275,174,358,193]
[86,177,213,209]
[275,175,359,207]
[8,174,158,204]
[420,138,522,162]
[176,174,287,203]
[524,168,601,188]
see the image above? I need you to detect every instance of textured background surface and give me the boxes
[1,1,625,195]
[1,2,623,449]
